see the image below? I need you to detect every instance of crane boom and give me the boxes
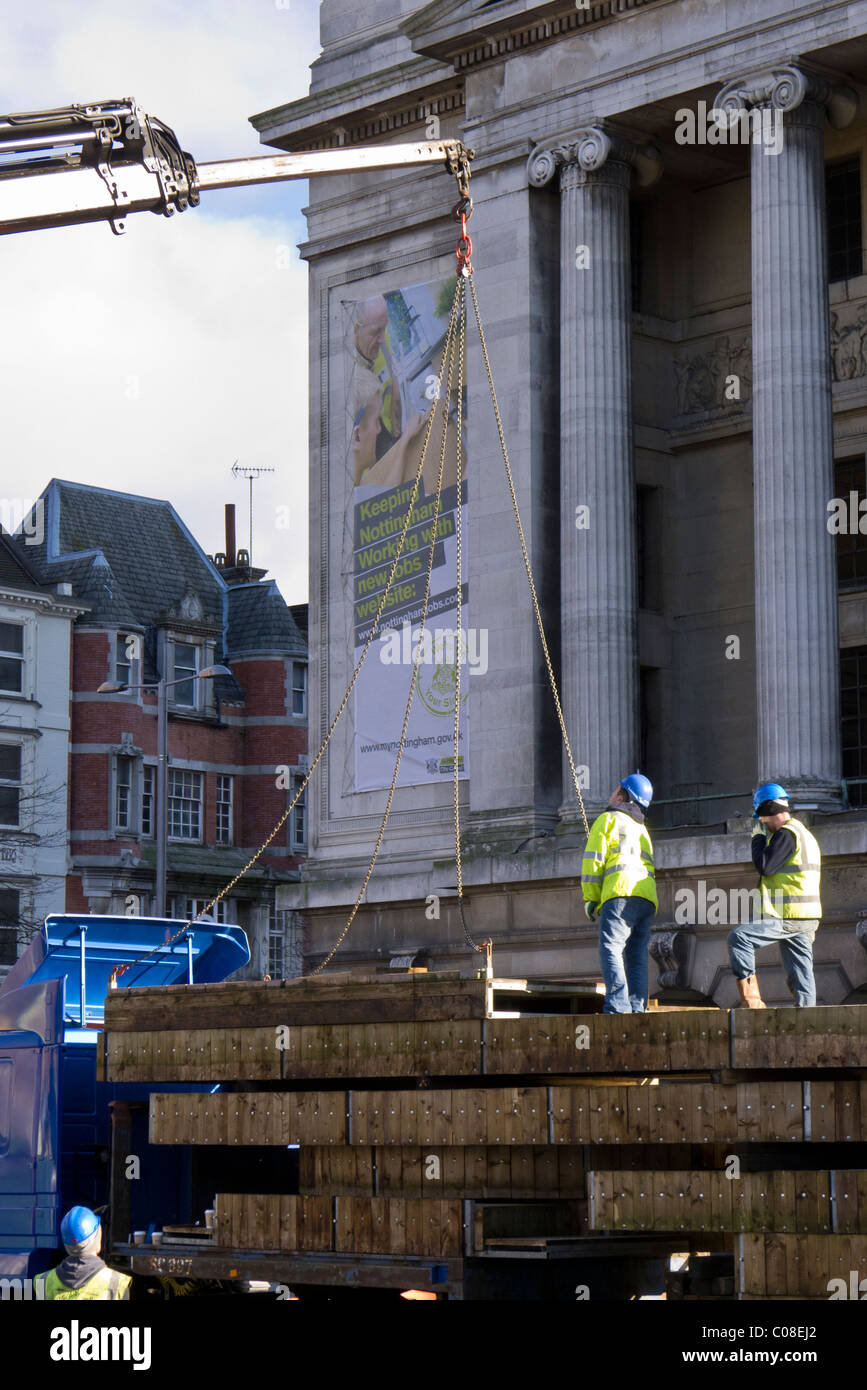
[0,98,473,237]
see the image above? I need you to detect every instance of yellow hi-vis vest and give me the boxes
[760,816,821,920]
[581,809,658,909]
[33,1265,131,1300]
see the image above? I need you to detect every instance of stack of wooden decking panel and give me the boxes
[102,974,867,1299]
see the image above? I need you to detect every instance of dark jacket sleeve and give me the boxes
[751,827,797,877]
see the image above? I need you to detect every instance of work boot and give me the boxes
[736,974,766,1009]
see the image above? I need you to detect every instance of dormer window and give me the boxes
[173,641,199,708]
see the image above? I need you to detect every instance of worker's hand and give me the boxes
[400,410,428,443]
[585,900,598,922]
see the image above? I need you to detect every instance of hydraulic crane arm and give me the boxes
[0,98,473,237]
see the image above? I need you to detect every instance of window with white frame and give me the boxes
[115,632,141,691]
[267,903,284,978]
[0,623,24,696]
[141,765,154,837]
[0,887,18,965]
[269,906,301,978]
[174,896,229,924]
[0,745,22,828]
[173,642,198,708]
[216,774,233,845]
[291,774,306,850]
[168,769,202,840]
[291,662,307,716]
[115,755,134,832]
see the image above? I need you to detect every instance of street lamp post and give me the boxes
[97,664,231,917]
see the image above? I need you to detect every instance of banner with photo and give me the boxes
[346,274,469,792]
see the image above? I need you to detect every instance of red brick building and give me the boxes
[21,480,307,979]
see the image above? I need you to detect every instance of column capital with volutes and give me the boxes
[527,127,662,191]
[715,63,857,128]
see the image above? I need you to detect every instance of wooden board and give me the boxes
[833,1171,861,1235]
[104,973,488,1032]
[296,1196,332,1252]
[733,1004,867,1069]
[171,1079,861,1153]
[588,1170,857,1235]
[738,1234,867,1297]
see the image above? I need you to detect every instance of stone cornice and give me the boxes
[404,0,675,73]
[527,127,662,189]
[716,63,857,128]
[251,58,463,152]
[0,587,88,619]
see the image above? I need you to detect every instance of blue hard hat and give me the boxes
[619,772,653,810]
[753,782,789,814]
[60,1206,100,1249]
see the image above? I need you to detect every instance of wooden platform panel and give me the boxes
[143,1079,867,1148]
[297,1144,590,1199]
[107,1027,280,1082]
[738,1233,867,1297]
[215,1193,462,1258]
[732,1005,867,1069]
[108,1011,736,1083]
[105,973,490,1031]
[484,1011,729,1075]
[106,998,867,1086]
[589,1170,854,1235]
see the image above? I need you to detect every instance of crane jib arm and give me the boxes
[0,98,473,236]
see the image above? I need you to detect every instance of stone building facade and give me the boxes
[0,527,85,979]
[261,0,867,1004]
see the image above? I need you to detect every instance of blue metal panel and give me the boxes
[0,914,250,1026]
[0,978,63,1043]
[0,914,249,1278]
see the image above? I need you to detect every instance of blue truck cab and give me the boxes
[0,913,249,1280]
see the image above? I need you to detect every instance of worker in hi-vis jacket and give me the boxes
[581,774,657,1013]
[728,782,822,1009]
[33,1207,131,1300]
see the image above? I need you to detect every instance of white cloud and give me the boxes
[0,1,320,603]
[2,1,318,158]
[1,206,309,603]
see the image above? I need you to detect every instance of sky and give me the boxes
[0,0,321,605]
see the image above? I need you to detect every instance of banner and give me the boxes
[346,275,470,792]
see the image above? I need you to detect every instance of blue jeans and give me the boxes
[598,896,655,1013]
[728,919,819,1007]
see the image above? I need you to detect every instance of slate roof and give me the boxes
[22,480,225,629]
[17,482,305,688]
[226,582,307,658]
[0,527,45,595]
[290,603,308,640]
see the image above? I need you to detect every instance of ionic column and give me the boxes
[528,130,661,817]
[716,67,856,803]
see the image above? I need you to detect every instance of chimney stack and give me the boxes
[225,504,236,567]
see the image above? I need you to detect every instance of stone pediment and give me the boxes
[177,590,204,622]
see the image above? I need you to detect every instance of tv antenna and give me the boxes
[231,460,275,563]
